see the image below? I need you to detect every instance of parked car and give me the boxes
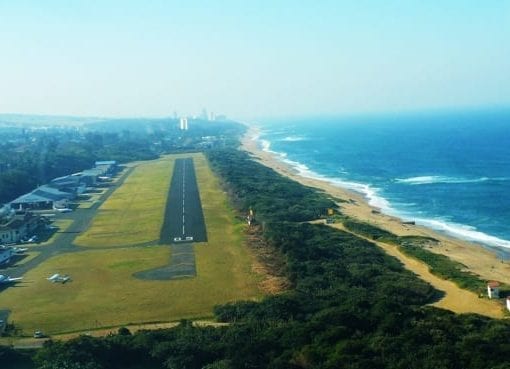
[33,330,45,338]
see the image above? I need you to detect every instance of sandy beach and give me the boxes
[241,125,510,317]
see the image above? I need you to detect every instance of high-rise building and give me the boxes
[179,117,188,130]
[201,108,208,121]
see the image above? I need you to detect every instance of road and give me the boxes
[159,158,207,244]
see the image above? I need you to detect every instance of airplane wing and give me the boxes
[47,273,60,280]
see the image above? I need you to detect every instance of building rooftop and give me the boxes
[10,192,55,204]
[51,175,80,185]
[82,168,103,176]
[0,211,34,230]
[95,160,117,166]
[10,185,73,204]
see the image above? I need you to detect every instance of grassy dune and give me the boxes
[0,153,262,335]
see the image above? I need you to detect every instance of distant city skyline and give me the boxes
[0,1,509,120]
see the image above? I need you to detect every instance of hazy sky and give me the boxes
[1,1,509,119]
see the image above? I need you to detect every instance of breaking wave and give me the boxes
[255,134,510,250]
[395,175,495,185]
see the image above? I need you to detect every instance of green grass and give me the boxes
[343,219,396,241]
[397,243,487,293]
[74,156,174,247]
[0,153,262,335]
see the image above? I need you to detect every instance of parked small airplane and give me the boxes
[21,235,38,243]
[47,273,70,284]
[0,274,23,284]
[55,208,72,213]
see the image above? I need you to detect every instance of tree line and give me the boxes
[0,120,243,205]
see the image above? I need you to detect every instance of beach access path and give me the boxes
[326,222,503,318]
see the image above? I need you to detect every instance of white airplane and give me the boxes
[21,235,38,243]
[0,274,23,284]
[47,273,70,283]
[55,208,72,213]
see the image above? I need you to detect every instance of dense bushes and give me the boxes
[207,150,336,222]
[344,219,487,293]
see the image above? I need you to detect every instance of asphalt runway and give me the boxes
[0,309,9,335]
[159,158,207,244]
[133,244,196,280]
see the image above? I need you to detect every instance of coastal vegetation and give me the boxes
[398,243,487,293]
[344,219,488,294]
[206,149,337,223]
[13,148,510,369]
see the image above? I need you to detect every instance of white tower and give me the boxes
[179,117,188,130]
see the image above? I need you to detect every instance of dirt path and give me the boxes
[6,320,228,349]
[327,222,503,318]
[376,240,503,317]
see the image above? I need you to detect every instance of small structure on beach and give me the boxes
[487,281,500,299]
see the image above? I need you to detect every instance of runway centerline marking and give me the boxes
[159,157,208,244]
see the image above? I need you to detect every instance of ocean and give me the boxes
[256,109,510,255]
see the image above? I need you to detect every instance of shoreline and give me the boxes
[241,125,510,290]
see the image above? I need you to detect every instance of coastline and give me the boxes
[241,125,510,314]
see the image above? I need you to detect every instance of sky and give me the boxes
[0,1,509,120]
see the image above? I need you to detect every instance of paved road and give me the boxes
[160,158,207,244]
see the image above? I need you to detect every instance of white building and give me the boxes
[0,211,40,244]
[487,281,500,299]
[179,117,188,130]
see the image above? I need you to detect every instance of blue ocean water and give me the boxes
[257,109,510,252]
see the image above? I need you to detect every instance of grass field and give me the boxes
[74,157,174,247]
[0,153,263,335]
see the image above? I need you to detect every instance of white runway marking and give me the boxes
[182,160,187,237]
